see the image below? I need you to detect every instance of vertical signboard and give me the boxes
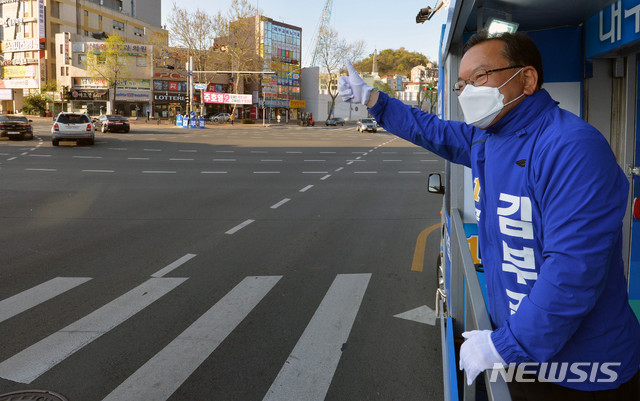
[586,0,640,58]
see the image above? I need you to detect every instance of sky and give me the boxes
[160,0,449,67]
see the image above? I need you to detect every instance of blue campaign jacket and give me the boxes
[369,90,640,390]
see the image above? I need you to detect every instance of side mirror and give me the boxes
[28,119,33,122]
[428,173,445,194]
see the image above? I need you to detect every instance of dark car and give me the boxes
[94,115,130,133]
[0,115,33,140]
[325,117,345,126]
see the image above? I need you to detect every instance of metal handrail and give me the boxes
[450,207,512,401]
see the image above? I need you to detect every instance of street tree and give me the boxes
[84,34,132,114]
[316,26,365,119]
[212,0,262,117]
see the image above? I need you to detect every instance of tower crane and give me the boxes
[307,0,334,67]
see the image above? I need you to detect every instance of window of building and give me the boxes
[84,30,89,36]
[136,56,147,67]
[134,27,144,37]
[84,10,88,16]
[113,20,124,31]
[60,66,65,76]
[99,15,102,21]
[78,54,86,65]
[60,44,64,54]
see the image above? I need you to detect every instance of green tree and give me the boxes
[355,48,434,77]
[373,81,396,98]
[22,92,48,115]
[84,34,132,114]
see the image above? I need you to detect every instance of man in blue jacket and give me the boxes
[339,31,640,399]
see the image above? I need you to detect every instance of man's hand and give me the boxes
[338,60,374,106]
[459,330,506,385]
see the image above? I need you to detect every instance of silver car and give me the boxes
[52,113,95,146]
[356,118,377,133]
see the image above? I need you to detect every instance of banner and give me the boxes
[203,92,252,105]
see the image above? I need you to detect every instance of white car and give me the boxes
[52,113,95,146]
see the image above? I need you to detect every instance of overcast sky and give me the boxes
[160,0,449,66]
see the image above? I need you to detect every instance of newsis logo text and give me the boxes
[488,362,621,383]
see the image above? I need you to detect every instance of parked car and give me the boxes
[356,118,377,133]
[52,113,95,146]
[94,115,130,133]
[325,117,345,126]
[0,115,33,140]
[210,113,231,123]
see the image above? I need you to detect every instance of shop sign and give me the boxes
[154,71,186,80]
[290,100,305,109]
[264,99,289,108]
[116,79,151,89]
[154,94,185,102]
[0,78,38,88]
[73,77,108,88]
[66,90,108,100]
[1,65,37,78]
[1,38,39,52]
[2,58,38,66]
[0,89,13,100]
[38,0,45,39]
[1,17,23,27]
[203,92,252,104]
[116,90,151,101]
[586,0,640,58]
[86,42,149,55]
[271,24,301,38]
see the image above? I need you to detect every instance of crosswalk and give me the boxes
[0,255,373,401]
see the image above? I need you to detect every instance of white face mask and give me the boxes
[457,68,525,129]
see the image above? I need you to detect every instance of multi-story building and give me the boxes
[55,32,152,116]
[0,0,165,113]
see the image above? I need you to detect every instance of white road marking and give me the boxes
[0,277,92,324]
[304,160,326,162]
[102,276,281,401]
[270,198,291,209]
[143,149,162,152]
[25,168,56,172]
[128,158,150,160]
[179,150,197,153]
[82,170,115,173]
[73,156,102,159]
[109,148,128,151]
[225,219,255,234]
[354,171,378,174]
[0,277,187,384]
[261,159,283,162]
[263,274,371,401]
[320,174,331,180]
[28,154,51,157]
[169,158,194,161]
[152,254,197,278]
[142,171,176,174]
[7,157,17,161]
[302,171,328,174]
[399,171,422,174]
[383,160,402,162]
[215,150,235,153]
[319,151,336,154]
[20,152,29,156]
[421,159,439,162]
[213,159,236,162]
[286,151,302,154]
[254,171,280,174]
[251,151,268,153]
[299,185,314,192]
[201,171,228,174]
[334,167,344,172]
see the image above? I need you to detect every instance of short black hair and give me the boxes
[464,30,544,90]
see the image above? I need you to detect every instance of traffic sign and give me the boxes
[194,84,207,90]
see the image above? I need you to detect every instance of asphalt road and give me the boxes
[0,120,446,401]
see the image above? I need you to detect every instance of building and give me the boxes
[0,0,165,113]
[55,32,152,116]
[257,16,302,122]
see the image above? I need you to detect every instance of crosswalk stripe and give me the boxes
[102,275,282,401]
[0,277,187,384]
[0,277,92,324]
[263,273,371,401]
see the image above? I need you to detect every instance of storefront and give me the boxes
[153,93,185,119]
[66,89,108,115]
[152,69,187,119]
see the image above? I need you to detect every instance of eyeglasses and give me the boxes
[453,65,524,94]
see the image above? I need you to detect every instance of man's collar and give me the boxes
[485,89,557,135]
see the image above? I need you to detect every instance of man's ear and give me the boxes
[522,66,538,95]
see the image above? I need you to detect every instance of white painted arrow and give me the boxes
[394,305,437,326]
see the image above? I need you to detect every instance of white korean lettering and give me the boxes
[625,3,640,33]
[502,241,537,284]
[506,289,526,314]
[600,0,622,44]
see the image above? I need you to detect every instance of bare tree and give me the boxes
[84,34,131,114]
[212,0,262,116]
[316,27,365,119]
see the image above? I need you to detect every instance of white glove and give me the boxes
[459,330,505,386]
[338,60,373,106]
